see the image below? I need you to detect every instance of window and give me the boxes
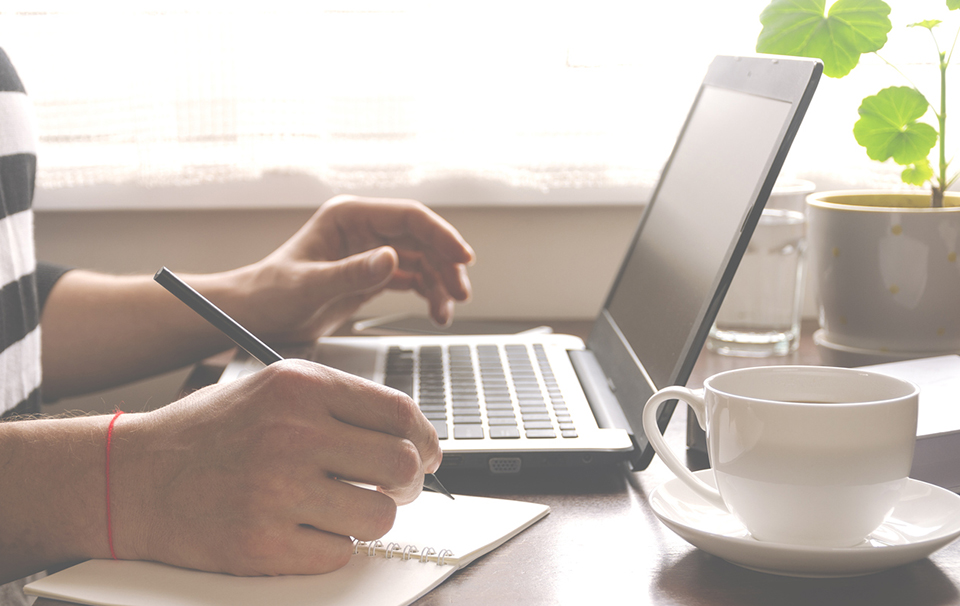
[0,1,949,208]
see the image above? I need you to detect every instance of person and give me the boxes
[0,48,475,603]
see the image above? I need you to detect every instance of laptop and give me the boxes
[220,55,822,473]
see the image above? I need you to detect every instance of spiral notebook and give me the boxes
[25,492,549,606]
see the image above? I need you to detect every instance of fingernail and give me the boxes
[367,247,394,277]
[458,265,472,300]
[441,299,454,326]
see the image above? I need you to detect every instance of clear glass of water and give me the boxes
[707,208,806,357]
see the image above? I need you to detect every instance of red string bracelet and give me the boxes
[105,410,124,561]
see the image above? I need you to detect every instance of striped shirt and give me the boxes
[0,47,72,606]
[0,49,69,419]
[0,46,44,419]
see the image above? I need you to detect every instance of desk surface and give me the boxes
[37,320,960,606]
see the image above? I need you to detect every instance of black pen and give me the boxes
[154,266,454,500]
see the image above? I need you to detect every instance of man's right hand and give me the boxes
[111,359,442,576]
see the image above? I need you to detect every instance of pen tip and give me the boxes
[424,473,455,500]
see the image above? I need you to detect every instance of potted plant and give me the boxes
[757,0,960,366]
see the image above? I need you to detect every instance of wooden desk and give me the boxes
[35,320,960,606]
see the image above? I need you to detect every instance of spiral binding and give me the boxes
[353,539,454,566]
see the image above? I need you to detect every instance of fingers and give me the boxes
[314,246,399,300]
[387,248,471,326]
[317,245,470,327]
[321,197,475,297]
[259,361,443,481]
[324,195,476,266]
[296,479,400,540]
[267,527,354,576]
[329,378,443,478]
[238,483,396,576]
[314,420,428,505]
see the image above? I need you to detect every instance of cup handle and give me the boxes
[642,387,727,512]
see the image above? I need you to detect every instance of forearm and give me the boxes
[40,269,247,399]
[0,415,114,584]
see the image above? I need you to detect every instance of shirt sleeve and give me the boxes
[35,262,72,311]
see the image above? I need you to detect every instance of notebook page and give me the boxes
[864,355,960,437]
[374,491,550,567]
[24,558,453,606]
[25,493,549,606]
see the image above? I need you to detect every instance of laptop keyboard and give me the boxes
[384,343,578,441]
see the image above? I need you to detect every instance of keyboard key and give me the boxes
[487,409,516,417]
[385,378,413,396]
[431,421,448,440]
[488,417,518,425]
[521,413,551,422]
[523,421,553,430]
[453,415,482,424]
[424,411,448,421]
[482,383,509,391]
[517,392,544,400]
[561,430,579,438]
[525,429,556,439]
[490,426,521,439]
[518,405,548,413]
[454,425,484,440]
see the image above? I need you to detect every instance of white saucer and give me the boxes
[813,329,958,367]
[649,469,960,578]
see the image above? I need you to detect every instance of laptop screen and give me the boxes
[585,55,821,470]
[606,85,791,389]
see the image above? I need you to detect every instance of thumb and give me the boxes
[323,246,398,296]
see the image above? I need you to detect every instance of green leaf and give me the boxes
[757,0,892,78]
[908,20,942,30]
[854,86,938,165]
[949,0,960,11]
[902,158,934,186]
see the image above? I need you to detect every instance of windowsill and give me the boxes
[33,172,651,211]
[33,165,908,213]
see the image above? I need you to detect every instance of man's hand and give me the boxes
[233,195,475,342]
[111,359,441,576]
[40,195,475,399]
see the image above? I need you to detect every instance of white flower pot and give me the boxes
[806,191,960,366]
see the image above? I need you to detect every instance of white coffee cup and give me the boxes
[642,365,919,547]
